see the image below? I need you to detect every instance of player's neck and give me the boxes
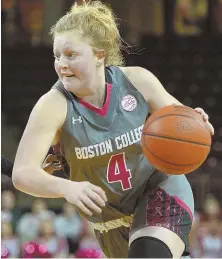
[80,66,106,108]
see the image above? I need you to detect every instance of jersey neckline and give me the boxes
[77,83,112,117]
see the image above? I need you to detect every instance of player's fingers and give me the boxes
[195,108,209,121]
[172,103,182,107]
[42,162,52,169]
[53,163,63,170]
[77,200,92,216]
[42,163,54,173]
[87,190,106,207]
[43,161,61,169]
[202,113,209,121]
[54,163,62,170]
[91,184,107,202]
[42,162,62,175]
[45,154,59,163]
[82,196,102,214]
[206,121,214,135]
[194,107,203,114]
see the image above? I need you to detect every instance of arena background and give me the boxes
[1,0,222,257]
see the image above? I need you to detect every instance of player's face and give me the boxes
[53,30,98,96]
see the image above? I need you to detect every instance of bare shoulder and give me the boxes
[118,66,162,101]
[33,89,66,116]
[119,66,155,80]
[14,89,67,169]
[119,66,182,113]
[30,89,67,126]
[32,89,67,143]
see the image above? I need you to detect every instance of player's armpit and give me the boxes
[12,89,68,198]
[121,66,183,114]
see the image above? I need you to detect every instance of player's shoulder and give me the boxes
[118,66,160,100]
[39,86,66,103]
[36,88,66,109]
[31,86,67,123]
[118,66,158,85]
[119,66,151,76]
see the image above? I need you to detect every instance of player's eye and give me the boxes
[67,52,78,58]
[53,54,60,60]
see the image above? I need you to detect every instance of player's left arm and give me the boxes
[122,66,214,135]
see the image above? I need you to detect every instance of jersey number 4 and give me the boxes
[107,153,132,191]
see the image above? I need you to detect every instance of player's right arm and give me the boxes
[12,89,107,215]
[12,89,68,198]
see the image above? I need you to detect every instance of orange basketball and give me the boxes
[141,105,212,175]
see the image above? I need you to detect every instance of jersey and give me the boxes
[52,66,167,223]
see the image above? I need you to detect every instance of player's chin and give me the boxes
[63,80,80,91]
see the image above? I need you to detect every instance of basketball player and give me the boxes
[12,1,214,258]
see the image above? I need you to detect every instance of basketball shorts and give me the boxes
[94,175,194,258]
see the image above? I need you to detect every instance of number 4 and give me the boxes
[107,153,132,191]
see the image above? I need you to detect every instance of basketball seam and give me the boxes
[142,133,211,147]
[144,114,209,134]
[143,139,203,166]
[145,114,194,130]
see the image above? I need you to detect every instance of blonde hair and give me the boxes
[50,1,124,66]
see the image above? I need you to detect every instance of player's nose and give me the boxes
[58,56,68,69]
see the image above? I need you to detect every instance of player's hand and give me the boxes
[62,181,107,216]
[42,154,62,174]
[194,107,214,135]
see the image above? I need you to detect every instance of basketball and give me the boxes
[141,105,212,175]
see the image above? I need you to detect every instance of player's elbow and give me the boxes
[12,166,33,191]
[12,169,24,190]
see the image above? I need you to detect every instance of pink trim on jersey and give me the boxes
[173,196,193,221]
[78,83,112,116]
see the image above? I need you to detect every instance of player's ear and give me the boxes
[95,49,105,66]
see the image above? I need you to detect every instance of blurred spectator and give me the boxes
[55,202,84,253]
[22,241,52,258]
[75,222,103,258]
[1,175,14,192]
[75,248,103,258]
[2,0,22,46]
[16,199,55,244]
[193,218,222,257]
[212,0,222,33]
[200,194,222,221]
[1,190,21,232]
[1,155,14,191]
[174,0,209,35]
[1,155,13,178]
[37,220,69,257]
[1,222,20,257]
[79,222,102,251]
[1,244,10,258]
[18,0,44,46]
[191,195,222,257]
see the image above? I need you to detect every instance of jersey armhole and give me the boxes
[116,66,150,112]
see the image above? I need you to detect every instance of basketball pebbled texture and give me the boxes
[141,105,212,175]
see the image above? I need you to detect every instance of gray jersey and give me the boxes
[53,66,166,223]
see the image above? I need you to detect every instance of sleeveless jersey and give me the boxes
[52,66,166,223]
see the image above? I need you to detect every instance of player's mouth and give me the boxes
[64,75,75,78]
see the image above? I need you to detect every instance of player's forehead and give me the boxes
[53,30,91,52]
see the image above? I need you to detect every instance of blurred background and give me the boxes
[1,0,222,257]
